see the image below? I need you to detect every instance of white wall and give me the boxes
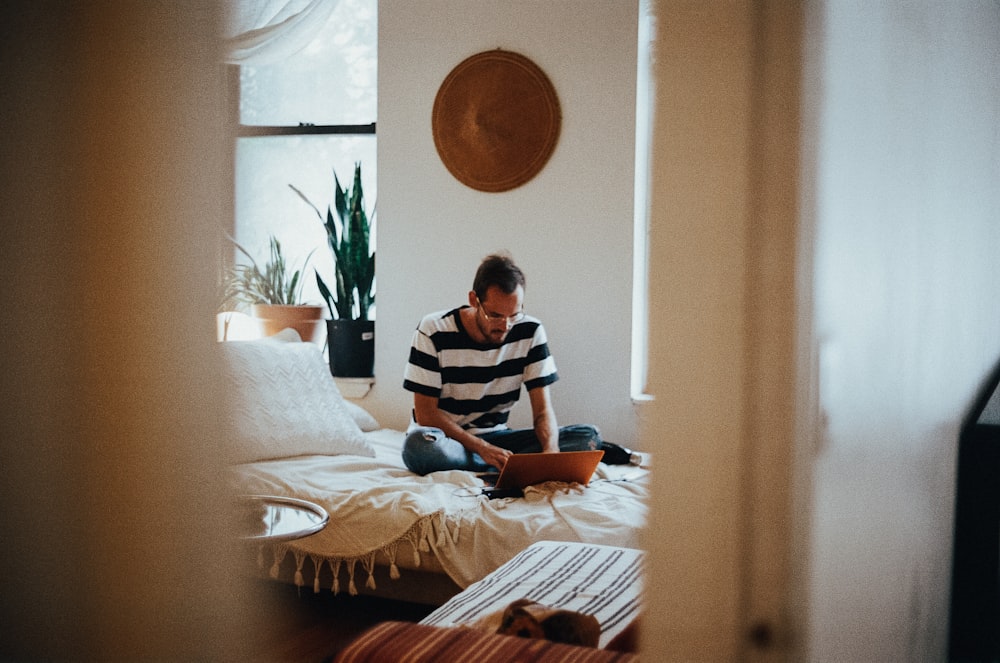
[374,0,641,445]
[805,2,1000,660]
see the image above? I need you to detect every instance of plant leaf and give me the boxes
[291,162,375,320]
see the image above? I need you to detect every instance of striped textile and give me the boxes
[420,541,643,649]
[333,621,639,663]
[403,307,557,433]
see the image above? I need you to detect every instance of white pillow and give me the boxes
[219,336,375,463]
[342,400,380,432]
[266,328,381,431]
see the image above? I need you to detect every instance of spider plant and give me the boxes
[221,235,314,309]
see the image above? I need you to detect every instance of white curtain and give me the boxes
[223,0,338,65]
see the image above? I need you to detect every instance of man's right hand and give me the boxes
[477,440,513,471]
[412,393,513,470]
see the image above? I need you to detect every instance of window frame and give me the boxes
[229,66,377,138]
[224,64,378,326]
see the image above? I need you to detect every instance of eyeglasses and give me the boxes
[476,297,525,326]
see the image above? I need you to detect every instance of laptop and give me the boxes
[481,450,605,498]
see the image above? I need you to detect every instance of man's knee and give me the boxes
[402,427,445,474]
[404,427,444,448]
[557,424,602,451]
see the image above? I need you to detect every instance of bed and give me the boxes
[222,333,649,604]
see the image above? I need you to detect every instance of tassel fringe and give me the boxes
[330,559,342,595]
[347,559,358,595]
[292,551,305,587]
[256,512,459,595]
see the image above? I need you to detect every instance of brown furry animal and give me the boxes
[495,599,601,647]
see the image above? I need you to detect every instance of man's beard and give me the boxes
[478,318,507,345]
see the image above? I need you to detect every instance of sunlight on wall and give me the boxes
[631,0,655,399]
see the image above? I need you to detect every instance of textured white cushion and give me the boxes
[342,400,380,432]
[220,336,375,462]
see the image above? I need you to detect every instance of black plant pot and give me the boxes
[327,319,375,377]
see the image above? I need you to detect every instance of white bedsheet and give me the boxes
[229,429,649,593]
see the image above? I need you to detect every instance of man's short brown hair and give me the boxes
[473,253,526,301]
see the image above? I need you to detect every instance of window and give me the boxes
[632,0,654,399]
[230,0,377,311]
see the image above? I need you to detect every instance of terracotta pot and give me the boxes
[251,304,326,344]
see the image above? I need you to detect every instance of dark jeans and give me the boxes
[402,424,602,475]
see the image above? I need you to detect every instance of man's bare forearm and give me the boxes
[534,410,559,452]
[412,393,512,468]
[417,410,486,453]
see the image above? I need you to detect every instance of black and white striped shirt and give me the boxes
[403,307,558,434]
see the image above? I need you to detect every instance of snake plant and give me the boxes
[289,162,375,321]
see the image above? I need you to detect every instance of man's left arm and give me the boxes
[528,385,559,453]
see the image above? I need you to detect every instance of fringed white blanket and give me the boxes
[229,429,649,595]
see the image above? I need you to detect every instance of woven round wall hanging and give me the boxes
[432,49,561,193]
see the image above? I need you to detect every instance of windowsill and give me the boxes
[334,377,374,399]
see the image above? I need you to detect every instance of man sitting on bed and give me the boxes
[401,252,634,475]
